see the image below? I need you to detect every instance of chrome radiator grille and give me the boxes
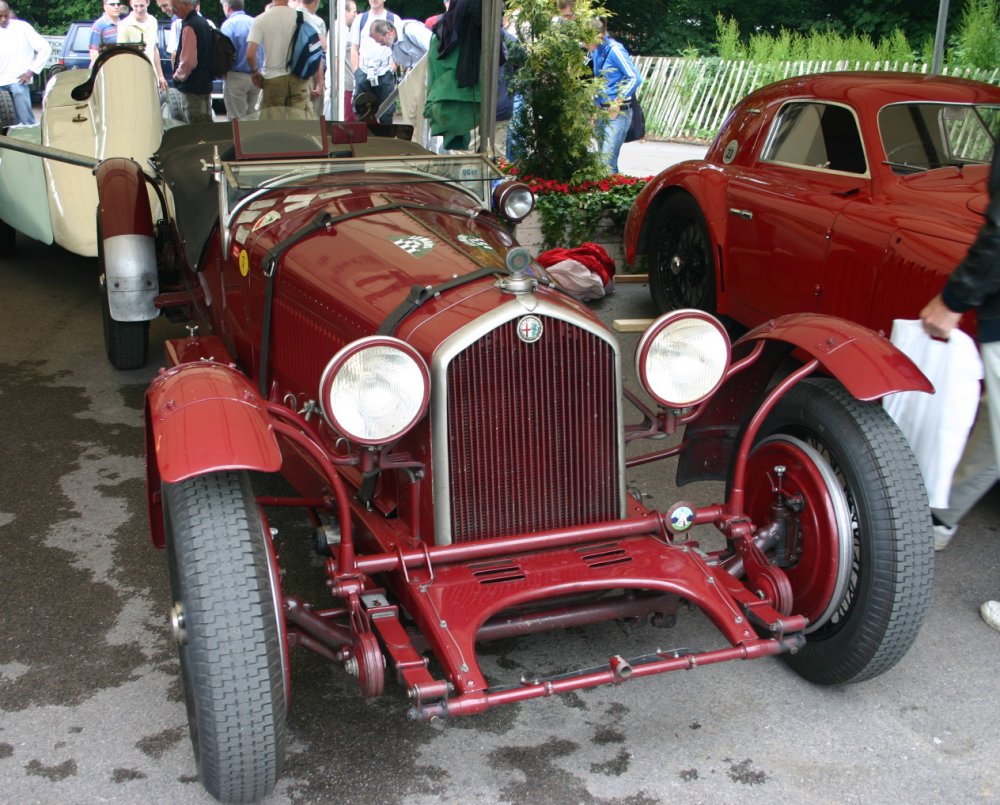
[445,315,620,543]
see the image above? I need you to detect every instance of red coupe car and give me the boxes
[625,72,1000,334]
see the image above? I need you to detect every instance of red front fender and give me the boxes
[738,313,932,400]
[676,313,930,487]
[144,362,282,548]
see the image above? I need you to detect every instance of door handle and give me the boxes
[728,208,753,220]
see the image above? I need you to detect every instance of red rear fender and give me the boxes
[624,165,729,267]
[96,158,158,322]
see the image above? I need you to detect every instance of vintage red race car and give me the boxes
[625,72,1000,334]
[2,72,936,804]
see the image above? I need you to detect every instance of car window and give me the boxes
[879,103,1000,170]
[71,25,93,52]
[762,101,867,174]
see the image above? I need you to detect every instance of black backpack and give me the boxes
[211,29,237,78]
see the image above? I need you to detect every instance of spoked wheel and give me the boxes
[164,471,288,803]
[647,193,717,314]
[745,378,933,684]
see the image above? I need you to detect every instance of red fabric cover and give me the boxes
[537,242,616,288]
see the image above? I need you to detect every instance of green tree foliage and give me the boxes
[952,0,1000,68]
[716,15,916,63]
[603,0,964,57]
[506,0,607,183]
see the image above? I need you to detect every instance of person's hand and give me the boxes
[18,70,33,84]
[920,293,963,340]
[158,77,168,90]
[251,70,262,88]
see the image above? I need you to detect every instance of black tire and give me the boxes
[647,193,717,315]
[0,219,15,257]
[747,378,933,684]
[47,64,68,77]
[98,270,150,370]
[0,88,15,128]
[164,471,288,803]
[165,86,187,122]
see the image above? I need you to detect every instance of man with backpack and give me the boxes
[349,0,401,124]
[291,0,326,117]
[171,0,214,122]
[246,0,314,115]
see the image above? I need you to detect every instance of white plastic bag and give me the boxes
[882,319,983,509]
[545,258,607,301]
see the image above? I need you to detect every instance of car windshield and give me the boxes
[221,118,503,210]
[879,102,1000,170]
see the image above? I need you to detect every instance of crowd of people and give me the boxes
[1,0,644,168]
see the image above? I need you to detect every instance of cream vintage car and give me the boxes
[0,45,163,258]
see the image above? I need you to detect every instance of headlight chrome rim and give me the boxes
[492,180,535,223]
[636,309,731,408]
[319,336,430,446]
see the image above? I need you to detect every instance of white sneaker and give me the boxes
[933,523,957,551]
[981,601,1000,633]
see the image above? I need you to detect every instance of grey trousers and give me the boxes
[223,70,260,120]
[932,340,1000,527]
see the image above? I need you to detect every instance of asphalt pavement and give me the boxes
[0,137,998,805]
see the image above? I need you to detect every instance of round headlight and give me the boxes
[319,337,430,445]
[492,180,535,222]
[636,310,731,408]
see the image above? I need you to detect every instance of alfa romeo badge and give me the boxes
[517,315,544,343]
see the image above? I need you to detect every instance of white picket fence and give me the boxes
[633,57,1000,143]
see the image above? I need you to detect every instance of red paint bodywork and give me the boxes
[625,72,1000,336]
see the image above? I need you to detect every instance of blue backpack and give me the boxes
[287,10,323,80]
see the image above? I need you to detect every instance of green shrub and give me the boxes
[952,0,1000,68]
[506,0,609,183]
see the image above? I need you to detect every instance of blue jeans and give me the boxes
[597,104,632,174]
[506,94,524,163]
[1,82,35,125]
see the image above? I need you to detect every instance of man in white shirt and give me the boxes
[0,2,50,126]
[348,0,399,124]
[338,0,357,120]
[370,18,430,144]
[118,0,168,90]
[246,0,313,116]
